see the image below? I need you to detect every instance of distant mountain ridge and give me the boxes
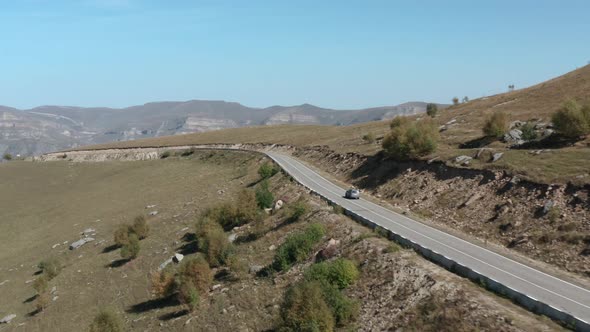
[0,100,443,156]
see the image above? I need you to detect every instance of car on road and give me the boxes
[345,188,360,199]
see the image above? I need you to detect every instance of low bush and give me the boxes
[35,291,50,313]
[287,200,308,222]
[482,111,508,138]
[160,151,171,159]
[272,223,325,272]
[520,122,538,141]
[203,189,260,231]
[547,206,561,223]
[130,215,149,239]
[362,132,375,143]
[113,224,131,247]
[150,266,177,298]
[551,99,590,138]
[200,222,233,267]
[382,118,439,160]
[89,307,124,332]
[178,282,200,311]
[426,103,438,117]
[180,148,195,157]
[321,284,359,326]
[38,257,61,280]
[256,180,274,209]
[304,258,359,290]
[280,280,335,332]
[33,275,48,294]
[258,162,279,179]
[177,255,213,294]
[120,233,140,260]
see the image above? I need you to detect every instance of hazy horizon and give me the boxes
[2,0,589,109]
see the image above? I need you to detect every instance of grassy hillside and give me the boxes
[0,152,563,331]
[73,65,590,185]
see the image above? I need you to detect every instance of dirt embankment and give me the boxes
[293,145,590,278]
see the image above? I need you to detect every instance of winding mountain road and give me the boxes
[267,151,590,331]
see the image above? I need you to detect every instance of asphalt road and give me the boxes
[267,151,590,328]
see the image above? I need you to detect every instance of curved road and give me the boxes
[267,151,590,330]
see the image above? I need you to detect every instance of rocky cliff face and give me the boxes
[0,100,441,157]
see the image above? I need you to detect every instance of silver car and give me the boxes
[345,188,360,199]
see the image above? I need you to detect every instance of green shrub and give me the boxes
[180,148,195,157]
[150,265,177,298]
[382,118,439,160]
[130,215,149,239]
[383,243,401,253]
[256,180,274,209]
[551,99,590,137]
[2,153,12,161]
[426,103,438,117]
[120,233,140,260]
[287,200,308,222]
[280,280,335,332]
[38,257,61,280]
[482,111,508,138]
[321,284,359,326]
[362,132,375,143]
[258,162,279,179]
[272,223,325,272]
[177,255,213,294]
[304,258,360,290]
[89,307,124,332]
[113,224,130,247]
[160,151,171,159]
[520,122,538,141]
[33,275,48,294]
[389,116,410,129]
[178,282,200,312]
[200,222,233,267]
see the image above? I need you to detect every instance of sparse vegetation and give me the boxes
[38,257,61,280]
[272,223,325,272]
[130,215,149,239]
[551,99,590,138]
[255,180,274,209]
[304,258,360,290]
[120,233,140,260]
[89,307,125,332]
[483,111,509,138]
[520,122,538,141]
[286,199,308,222]
[426,103,438,117]
[33,275,48,294]
[258,162,279,179]
[362,132,375,143]
[547,206,561,223]
[35,291,50,313]
[382,117,439,160]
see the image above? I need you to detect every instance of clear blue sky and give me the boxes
[1,0,589,110]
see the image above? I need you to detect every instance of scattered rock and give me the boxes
[159,258,173,271]
[212,284,222,291]
[503,129,522,142]
[454,155,472,166]
[228,233,238,243]
[25,280,33,284]
[445,119,457,125]
[273,199,284,212]
[50,286,57,294]
[149,211,159,216]
[172,253,184,264]
[52,243,60,249]
[52,296,59,302]
[542,200,555,215]
[462,193,482,207]
[492,152,504,162]
[268,244,276,251]
[507,236,529,248]
[509,120,525,129]
[0,280,8,286]
[263,208,272,214]
[81,228,96,236]
[146,204,157,209]
[69,237,95,250]
[0,314,16,324]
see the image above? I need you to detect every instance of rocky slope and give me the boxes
[0,100,441,157]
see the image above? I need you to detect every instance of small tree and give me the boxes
[382,118,439,160]
[2,153,12,161]
[177,255,213,294]
[120,233,140,260]
[258,162,278,179]
[426,103,438,118]
[551,100,590,138]
[89,307,124,332]
[113,225,130,247]
[130,215,149,239]
[452,97,459,105]
[482,111,509,138]
[255,180,274,209]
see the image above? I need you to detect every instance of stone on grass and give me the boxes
[492,152,504,162]
[0,314,16,324]
[149,211,158,216]
[69,237,95,250]
[542,200,555,215]
[454,155,472,165]
[249,265,264,274]
[81,228,96,236]
[273,200,284,212]
[172,253,184,264]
